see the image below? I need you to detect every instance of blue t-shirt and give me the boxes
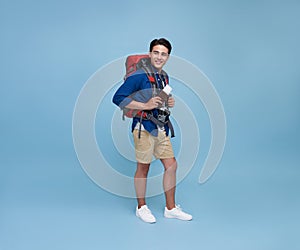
[112,69,170,136]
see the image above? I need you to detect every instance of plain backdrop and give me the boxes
[1,0,299,250]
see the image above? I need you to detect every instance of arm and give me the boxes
[112,72,162,110]
[125,97,163,110]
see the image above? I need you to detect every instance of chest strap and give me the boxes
[136,111,175,139]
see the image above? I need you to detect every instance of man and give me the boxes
[112,38,192,223]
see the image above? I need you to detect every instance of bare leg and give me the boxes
[134,162,150,208]
[161,158,177,210]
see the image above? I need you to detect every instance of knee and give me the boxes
[136,162,150,176]
[164,159,177,172]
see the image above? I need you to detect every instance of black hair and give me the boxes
[149,38,172,54]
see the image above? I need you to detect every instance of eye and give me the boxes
[152,51,168,58]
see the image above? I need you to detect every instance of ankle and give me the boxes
[138,203,146,209]
[166,204,176,210]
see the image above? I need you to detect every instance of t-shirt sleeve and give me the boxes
[112,72,152,109]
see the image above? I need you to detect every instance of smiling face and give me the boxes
[149,44,170,72]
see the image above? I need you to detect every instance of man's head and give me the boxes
[149,38,172,72]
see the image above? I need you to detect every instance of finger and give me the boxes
[156,97,163,104]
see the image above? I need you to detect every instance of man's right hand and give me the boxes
[124,97,162,111]
[144,96,163,110]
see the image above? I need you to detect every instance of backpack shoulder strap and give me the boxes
[137,58,156,84]
[160,69,169,85]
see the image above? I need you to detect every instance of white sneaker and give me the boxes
[136,205,156,223]
[164,205,192,221]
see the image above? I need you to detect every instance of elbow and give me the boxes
[112,95,130,110]
[112,94,121,107]
[112,96,117,106]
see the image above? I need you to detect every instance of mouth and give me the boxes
[154,60,163,65]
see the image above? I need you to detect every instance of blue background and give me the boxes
[1,0,299,249]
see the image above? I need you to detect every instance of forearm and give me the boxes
[125,100,147,110]
[125,96,162,111]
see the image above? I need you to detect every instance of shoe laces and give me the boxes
[175,204,182,211]
[141,206,152,215]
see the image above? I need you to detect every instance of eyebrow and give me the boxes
[152,50,168,55]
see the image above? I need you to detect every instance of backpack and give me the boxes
[125,54,153,80]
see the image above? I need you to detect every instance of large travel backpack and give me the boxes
[125,54,153,80]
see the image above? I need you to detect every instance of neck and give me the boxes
[151,64,162,74]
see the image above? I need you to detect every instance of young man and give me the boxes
[112,38,192,223]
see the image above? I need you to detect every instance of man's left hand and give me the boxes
[168,97,175,108]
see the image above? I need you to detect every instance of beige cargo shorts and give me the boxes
[133,129,175,164]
